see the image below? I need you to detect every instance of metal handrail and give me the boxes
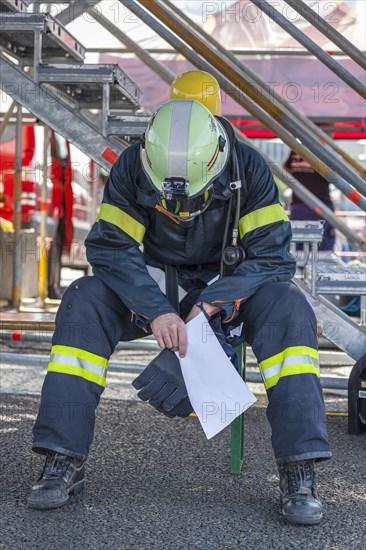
[93,4,362,245]
[250,0,366,99]
[235,129,364,247]
[163,0,366,181]
[58,0,366,183]
[52,0,364,244]
[124,0,366,211]
[284,0,366,70]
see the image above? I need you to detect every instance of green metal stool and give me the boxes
[164,265,246,474]
[230,344,246,474]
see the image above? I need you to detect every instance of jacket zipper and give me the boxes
[212,297,249,323]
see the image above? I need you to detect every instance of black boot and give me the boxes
[278,460,323,525]
[27,452,85,510]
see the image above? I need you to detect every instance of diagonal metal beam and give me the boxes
[163,0,366,179]
[57,0,100,26]
[56,1,175,84]
[0,54,124,170]
[250,0,366,99]
[59,0,365,182]
[0,100,16,139]
[91,5,361,245]
[88,6,175,84]
[130,0,366,199]
[234,128,364,248]
[85,47,366,57]
[125,0,366,211]
[284,0,366,71]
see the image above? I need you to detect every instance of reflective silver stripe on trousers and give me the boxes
[168,100,192,178]
[260,354,320,381]
[50,354,107,378]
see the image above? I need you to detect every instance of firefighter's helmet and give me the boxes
[170,71,222,116]
[140,100,229,221]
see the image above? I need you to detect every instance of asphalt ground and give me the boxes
[1,393,365,550]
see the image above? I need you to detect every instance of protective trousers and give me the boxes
[32,277,331,463]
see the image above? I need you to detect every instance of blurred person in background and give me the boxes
[284,151,335,251]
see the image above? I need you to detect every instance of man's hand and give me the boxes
[185,302,223,324]
[151,313,187,358]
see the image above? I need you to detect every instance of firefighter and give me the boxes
[284,150,336,251]
[170,70,222,116]
[28,96,331,525]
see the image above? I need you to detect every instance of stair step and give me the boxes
[0,0,30,13]
[0,51,124,170]
[304,261,366,295]
[295,279,366,361]
[38,64,141,109]
[107,114,150,137]
[291,220,324,243]
[0,12,85,63]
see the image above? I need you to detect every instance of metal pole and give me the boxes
[163,0,366,179]
[39,126,49,302]
[124,0,366,210]
[33,1,42,83]
[0,352,350,390]
[89,159,99,226]
[250,0,366,99]
[88,6,176,84]
[234,129,364,247]
[57,0,175,84]
[57,0,100,26]
[85,47,366,57]
[0,331,350,355]
[0,100,16,140]
[89,5,359,243]
[311,242,318,297]
[102,82,110,137]
[12,104,23,309]
[284,0,366,71]
[73,3,361,243]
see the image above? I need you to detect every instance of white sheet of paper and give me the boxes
[178,313,257,439]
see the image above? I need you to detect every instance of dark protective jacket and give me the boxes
[85,141,296,327]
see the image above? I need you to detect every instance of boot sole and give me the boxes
[282,510,322,525]
[27,479,84,510]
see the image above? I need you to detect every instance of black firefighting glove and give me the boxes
[132,348,193,418]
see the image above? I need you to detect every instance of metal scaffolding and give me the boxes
[163,0,366,180]
[80,4,361,244]
[52,0,362,246]
[120,0,366,214]
[250,0,366,99]
[284,0,366,70]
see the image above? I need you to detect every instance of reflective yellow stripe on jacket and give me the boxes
[259,346,320,390]
[239,203,289,240]
[97,203,146,243]
[48,345,108,388]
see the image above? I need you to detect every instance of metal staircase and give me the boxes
[291,221,366,361]
[0,2,148,169]
[0,0,30,13]
[0,12,85,64]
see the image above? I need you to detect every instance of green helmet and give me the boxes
[141,100,229,222]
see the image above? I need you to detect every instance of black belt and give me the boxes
[177,263,219,271]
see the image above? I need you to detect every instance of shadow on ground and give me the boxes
[0,394,365,549]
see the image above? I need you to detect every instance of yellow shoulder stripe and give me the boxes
[239,203,289,240]
[97,203,146,244]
